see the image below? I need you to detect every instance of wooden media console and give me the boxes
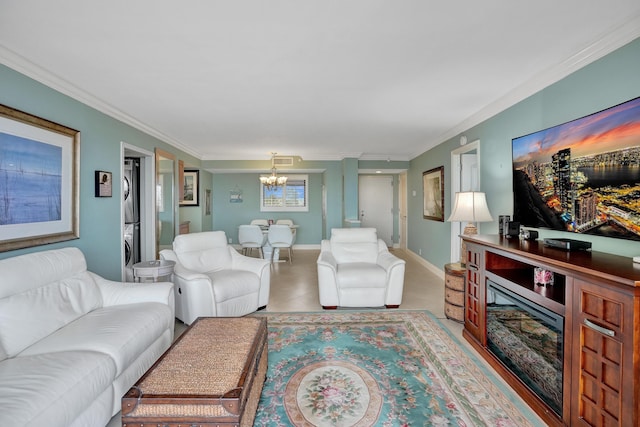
[461,234,640,427]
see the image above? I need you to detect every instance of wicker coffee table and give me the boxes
[122,317,267,427]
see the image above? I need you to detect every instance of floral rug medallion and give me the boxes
[253,310,541,427]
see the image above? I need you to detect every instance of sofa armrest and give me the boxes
[91,272,174,307]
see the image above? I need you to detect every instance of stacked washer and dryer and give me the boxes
[123,158,141,281]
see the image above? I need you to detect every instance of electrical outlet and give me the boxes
[228,237,232,244]
[418,248,422,255]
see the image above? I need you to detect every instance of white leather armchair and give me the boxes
[160,231,270,324]
[317,228,406,309]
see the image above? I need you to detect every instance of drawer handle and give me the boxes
[583,318,615,337]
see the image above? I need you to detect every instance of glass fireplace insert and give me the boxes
[486,280,564,417]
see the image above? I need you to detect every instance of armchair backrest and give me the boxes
[172,231,232,273]
[329,228,379,263]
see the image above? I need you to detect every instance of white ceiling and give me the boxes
[1,1,640,161]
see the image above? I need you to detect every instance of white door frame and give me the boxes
[121,142,155,281]
[450,139,480,262]
[399,172,407,250]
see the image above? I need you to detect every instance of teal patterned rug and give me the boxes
[252,310,540,427]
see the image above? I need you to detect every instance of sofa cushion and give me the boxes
[0,248,103,359]
[19,302,172,376]
[173,231,232,273]
[0,351,116,427]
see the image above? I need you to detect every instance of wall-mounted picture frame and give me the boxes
[423,166,444,221]
[180,169,199,206]
[95,170,112,197]
[205,189,212,215]
[0,104,80,252]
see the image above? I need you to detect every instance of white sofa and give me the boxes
[0,247,175,427]
[160,231,270,325]
[317,228,406,309]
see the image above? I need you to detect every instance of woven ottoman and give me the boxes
[122,317,267,427]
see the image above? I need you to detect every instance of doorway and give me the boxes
[450,139,480,262]
[358,175,394,246]
[121,143,154,281]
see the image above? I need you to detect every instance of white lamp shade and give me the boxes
[447,191,493,223]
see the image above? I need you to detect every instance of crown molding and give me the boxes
[410,15,640,160]
[0,45,201,159]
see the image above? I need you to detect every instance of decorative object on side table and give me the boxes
[447,191,493,265]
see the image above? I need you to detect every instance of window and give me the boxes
[260,174,308,212]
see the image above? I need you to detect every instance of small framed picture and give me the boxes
[180,170,199,206]
[423,166,444,221]
[95,171,112,197]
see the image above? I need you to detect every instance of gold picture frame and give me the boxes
[0,104,80,252]
[423,166,444,221]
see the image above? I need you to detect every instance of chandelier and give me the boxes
[259,152,287,189]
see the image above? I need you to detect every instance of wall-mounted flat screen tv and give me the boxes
[512,96,640,242]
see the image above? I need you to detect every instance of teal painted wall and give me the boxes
[3,36,638,278]
[0,65,200,278]
[409,37,640,268]
[207,172,323,244]
[201,158,409,243]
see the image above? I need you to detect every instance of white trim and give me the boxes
[409,15,640,159]
[403,249,445,280]
[450,139,480,263]
[260,174,309,212]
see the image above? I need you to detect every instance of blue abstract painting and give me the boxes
[0,133,62,225]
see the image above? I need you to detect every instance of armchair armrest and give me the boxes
[317,250,338,271]
[172,263,210,282]
[229,247,270,275]
[377,251,405,271]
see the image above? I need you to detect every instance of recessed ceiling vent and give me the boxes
[273,156,294,166]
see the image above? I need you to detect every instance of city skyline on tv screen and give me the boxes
[512,96,640,241]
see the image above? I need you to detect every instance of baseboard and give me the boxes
[403,249,445,279]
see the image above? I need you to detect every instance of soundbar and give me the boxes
[543,238,592,251]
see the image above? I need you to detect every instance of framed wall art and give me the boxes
[180,169,199,206]
[0,104,80,252]
[423,166,444,221]
[95,170,112,197]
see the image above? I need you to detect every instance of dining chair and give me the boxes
[267,224,294,263]
[238,224,267,258]
[275,219,296,244]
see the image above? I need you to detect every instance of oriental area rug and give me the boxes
[251,310,540,427]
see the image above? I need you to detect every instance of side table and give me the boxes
[133,260,175,283]
[444,262,465,323]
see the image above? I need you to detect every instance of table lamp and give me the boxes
[447,191,493,266]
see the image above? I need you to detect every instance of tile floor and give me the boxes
[108,248,542,426]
